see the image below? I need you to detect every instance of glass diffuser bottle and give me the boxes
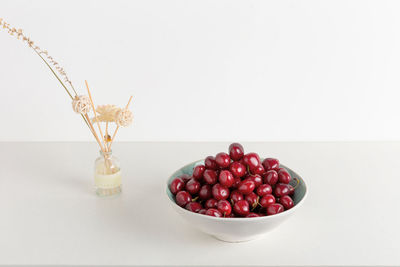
[94,150,121,197]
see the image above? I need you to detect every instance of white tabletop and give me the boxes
[0,142,399,266]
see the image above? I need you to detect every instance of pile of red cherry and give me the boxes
[170,143,298,218]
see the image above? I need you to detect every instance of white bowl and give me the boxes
[166,160,308,242]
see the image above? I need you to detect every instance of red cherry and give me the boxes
[233,200,250,216]
[262,158,280,171]
[185,202,202,213]
[263,170,279,186]
[199,184,212,200]
[193,165,205,180]
[232,178,241,188]
[205,208,223,217]
[217,200,232,216]
[242,153,260,169]
[247,174,263,187]
[203,169,218,185]
[170,178,185,195]
[278,169,291,184]
[230,190,244,204]
[229,143,244,161]
[238,179,255,195]
[279,195,294,210]
[219,170,235,187]
[250,164,265,175]
[246,212,260,218]
[215,152,231,168]
[245,192,259,209]
[259,194,275,208]
[198,209,207,215]
[185,178,201,195]
[205,199,218,209]
[274,183,291,197]
[212,184,230,200]
[205,156,218,170]
[256,184,272,197]
[176,191,192,207]
[267,203,284,215]
[229,162,246,178]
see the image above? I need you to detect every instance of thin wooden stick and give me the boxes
[108,96,133,150]
[85,80,108,152]
[84,113,106,154]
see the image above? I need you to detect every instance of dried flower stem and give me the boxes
[106,122,109,139]
[108,96,133,150]
[85,80,107,152]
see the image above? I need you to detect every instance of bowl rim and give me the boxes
[166,159,308,222]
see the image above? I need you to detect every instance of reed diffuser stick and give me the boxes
[85,80,108,152]
[84,113,106,154]
[108,96,133,150]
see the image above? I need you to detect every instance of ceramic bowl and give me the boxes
[166,159,308,242]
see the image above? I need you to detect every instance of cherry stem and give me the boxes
[192,196,199,202]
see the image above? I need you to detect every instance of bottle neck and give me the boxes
[100,150,112,158]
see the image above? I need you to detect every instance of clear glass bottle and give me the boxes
[94,150,122,197]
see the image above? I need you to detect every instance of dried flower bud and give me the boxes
[72,95,91,114]
[115,108,133,127]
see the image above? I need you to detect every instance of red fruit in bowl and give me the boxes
[247,174,263,187]
[263,170,278,186]
[215,152,231,168]
[203,169,218,185]
[274,183,291,197]
[170,178,185,194]
[199,184,212,200]
[176,191,192,207]
[205,156,218,170]
[232,178,241,188]
[205,199,218,209]
[267,203,284,215]
[219,170,235,187]
[229,143,244,161]
[185,202,202,213]
[238,179,255,195]
[185,178,201,195]
[278,169,291,184]
[212,184,230,200]
[256,184,272,197]
[279,195,294,210]
[229,162,246,178]
[245,192,259,209]
[230,190,244,204]
[259,194,275,208]
[193,165,205,180]
[262,158,279,171]
[233,200,250,216]
[246,212,260,218]
[217,200,232,216]
[243,153,261,169]
[250,164,265,175]
[205,208,223,217]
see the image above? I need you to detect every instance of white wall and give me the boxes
[1,0,400,141]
